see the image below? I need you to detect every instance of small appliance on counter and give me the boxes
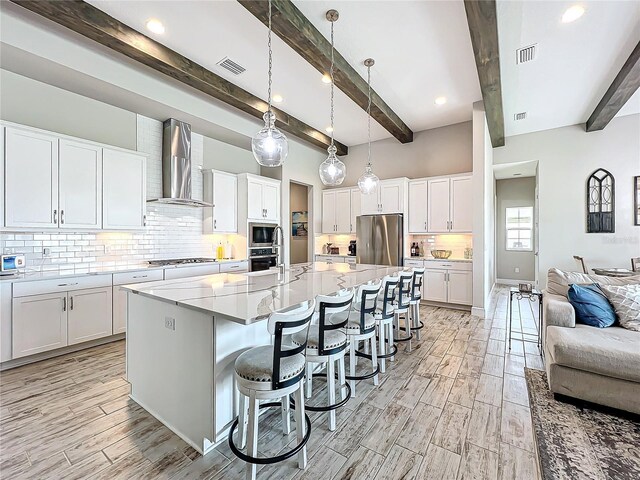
[329,246,340,255]
[348,240,356,256]
[1,254,26,275]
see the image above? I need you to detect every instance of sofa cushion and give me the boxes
[567,284,616,328]
[546,324,640,383]
[602,284,640,332]
[547,268,640,297]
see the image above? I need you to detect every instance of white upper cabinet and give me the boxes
[204,170,237,233]
[426,175,472,233]
[322,189,351,234]
[427,178,450,233]
[408,180,428,233]
[102,148,146,230]
[450,176,473,232]
[349,188,360,234]
[360,178,407,215]
[5,127,59,228]
[58,140,102,229]
[240,174,281,223]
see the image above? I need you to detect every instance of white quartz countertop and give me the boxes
[0,259,247,283]
[405,257,472,263]
[123,262,399,325]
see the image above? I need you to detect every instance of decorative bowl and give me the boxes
[431,249,452,259]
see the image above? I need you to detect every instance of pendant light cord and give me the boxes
[329,19,335,148]
[267,0,273,114]
[367,64,372,168]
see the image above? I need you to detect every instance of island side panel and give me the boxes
[214,315,271,441]
[126,292,215,454]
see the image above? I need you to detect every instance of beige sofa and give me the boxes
[542,268,640,414]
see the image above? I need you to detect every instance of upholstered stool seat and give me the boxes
[235,346,306,386]
[292,326,347,351]
[344,311,376,332]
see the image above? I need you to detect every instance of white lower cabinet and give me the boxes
[113,269,164,334]
[164,264,220,280]
[12,293,68,359]
[422,262,472,306]
[424,269,448,303]
[68,287,112,345]
[447,271,473,305]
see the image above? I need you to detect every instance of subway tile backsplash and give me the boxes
[0,115,231,273]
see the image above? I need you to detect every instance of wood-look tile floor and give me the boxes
[0,286,543,479]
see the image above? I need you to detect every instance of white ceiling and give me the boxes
[498,0,640,137]
[86,0,481,147]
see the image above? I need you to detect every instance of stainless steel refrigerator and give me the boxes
[356,214,404,266]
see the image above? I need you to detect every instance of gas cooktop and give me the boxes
[147,258,217,266]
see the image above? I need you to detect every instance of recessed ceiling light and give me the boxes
[325,126,334,133]
[435,96,447,106]
[272,94,284,103]
[562,5,585,23]
[322,74,332,84]
[146,18,165,34]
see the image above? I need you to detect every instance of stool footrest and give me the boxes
[228,401,311,465]
[410,321,424,331]
[296,373,351,412]
[344,364,380,381]
[373,337,398,358]
[393,333,413,342]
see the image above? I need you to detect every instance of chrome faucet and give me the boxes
[272,225,285,274]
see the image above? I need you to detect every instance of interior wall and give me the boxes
[493,114,640,287]
[202,136,260,175]
[0,69,137,149]
[289,182,309,264]
[335,121,473,186]
[495,177,536,281]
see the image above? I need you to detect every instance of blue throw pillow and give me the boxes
[567,284,616,328]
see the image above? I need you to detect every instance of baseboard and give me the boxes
[0,334,125,371]
[497,278,535,286]
[471,307,485,318]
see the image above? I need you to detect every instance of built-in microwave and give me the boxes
[249,223,277,247]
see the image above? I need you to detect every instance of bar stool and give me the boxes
[229,301,316,480]
[409,268,425,340]
[375,274,399,373]
[394,271,414,353]
[291,290,353,431]
[344,280,382,397]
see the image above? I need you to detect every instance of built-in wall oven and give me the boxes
[249,223,277,247]
[249,248,277,272]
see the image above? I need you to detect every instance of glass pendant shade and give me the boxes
[319,144,346,186]
[358,165,379,194]
[252,111,288,167]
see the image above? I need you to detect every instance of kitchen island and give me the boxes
[123,262,398,455]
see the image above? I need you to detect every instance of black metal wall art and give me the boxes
[634,176,640,226]
[586,169,615,233]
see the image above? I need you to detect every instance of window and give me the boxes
[505,206,533,251]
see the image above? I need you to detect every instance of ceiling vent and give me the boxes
[516,44,537,64]
[514,112,527,121]
[217,57,246,75]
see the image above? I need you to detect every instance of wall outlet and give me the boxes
[514,267,520,273]
[43,247,51,257]
[165,317,176,331]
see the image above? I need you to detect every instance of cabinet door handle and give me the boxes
[58,282,79,287]
[60,210,65,224]
[70,296,74,310]
[62,297,66,312]
[143,214,147,226]
[53,209,57,224]
[132,275,148,279]
[214,219,217,229]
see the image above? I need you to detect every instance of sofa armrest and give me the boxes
[543,291,575,329]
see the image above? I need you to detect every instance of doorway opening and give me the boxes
[289,182,311,264]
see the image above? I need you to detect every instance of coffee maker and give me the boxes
[348,240,356,256]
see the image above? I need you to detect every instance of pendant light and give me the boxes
[319,9,346,186]
[358,58,380,194]
[252,0,288,167]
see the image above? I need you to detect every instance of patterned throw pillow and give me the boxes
[601,284,640,332]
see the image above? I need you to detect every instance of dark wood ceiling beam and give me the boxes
[586,41,640,132]
[238,0,414,144]
[464,0,505,148]
[10,0,348,155]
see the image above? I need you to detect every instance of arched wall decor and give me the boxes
[586,168,615,233]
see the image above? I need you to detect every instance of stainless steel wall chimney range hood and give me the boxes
[147,118,212,207]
